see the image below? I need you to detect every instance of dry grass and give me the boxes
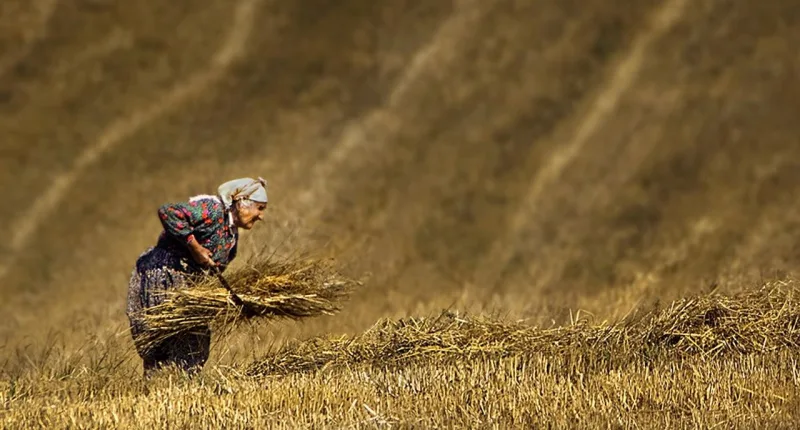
[3,278,800,428]
[248,278,800,377]
[133,257,359,354]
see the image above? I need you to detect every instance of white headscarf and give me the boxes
[217,177,268,207]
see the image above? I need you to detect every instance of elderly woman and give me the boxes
[126,177,268,376]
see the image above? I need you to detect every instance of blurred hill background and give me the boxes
[1,0,798,351]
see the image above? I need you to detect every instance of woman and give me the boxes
[126,177,268,376]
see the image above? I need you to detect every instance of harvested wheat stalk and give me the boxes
[134,257,358,353]
[248,277,800,376]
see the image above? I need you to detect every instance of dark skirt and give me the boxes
[126,246,211,375]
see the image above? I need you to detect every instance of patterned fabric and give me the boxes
[126,247,211,375]
[126,194,240,375]
[156,195,239,271]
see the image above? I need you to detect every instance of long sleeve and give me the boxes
[157,201,204,243]
[155,196,237,267]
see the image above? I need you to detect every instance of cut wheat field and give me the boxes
[3,277,800,428]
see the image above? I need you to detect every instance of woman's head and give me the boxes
[232,198,267,229]
[217,176,269,229]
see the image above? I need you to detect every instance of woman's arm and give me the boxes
[157,202,203,243]
[157,200,218,267]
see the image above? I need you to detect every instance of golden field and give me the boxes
[1,0,799,428]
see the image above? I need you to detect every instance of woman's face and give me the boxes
[233,200,267,229]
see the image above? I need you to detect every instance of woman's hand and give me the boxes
[188,240,217,268]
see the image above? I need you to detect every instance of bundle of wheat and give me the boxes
[247,277,800,377]
[639,278,800,355]
[134,257,359,354]
[245,310,633,376]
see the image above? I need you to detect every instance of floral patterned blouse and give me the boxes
[155,194,239,271]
